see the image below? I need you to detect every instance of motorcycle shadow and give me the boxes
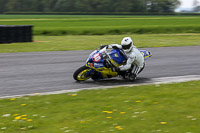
[75,77,152,86]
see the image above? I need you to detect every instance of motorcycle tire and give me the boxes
[73,65,92,81]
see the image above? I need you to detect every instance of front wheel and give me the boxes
[73,66,93,81]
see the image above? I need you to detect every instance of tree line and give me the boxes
[0,0,180,13]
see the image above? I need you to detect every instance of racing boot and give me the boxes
[129,73,136,81]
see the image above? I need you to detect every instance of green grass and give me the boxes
[1,15,200,35]
[0,81,200,133]
[0,33,199,53]
[1,15,200,53]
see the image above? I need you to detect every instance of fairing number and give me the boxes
[93,53,101,62]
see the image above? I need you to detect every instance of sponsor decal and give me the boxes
[94,63,104,68]
[142,52,145,56]
[92,53,101,62]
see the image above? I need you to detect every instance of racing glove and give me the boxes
[112,46,119,49]
[113,66,120,72]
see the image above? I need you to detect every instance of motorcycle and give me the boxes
[73,46,152,81]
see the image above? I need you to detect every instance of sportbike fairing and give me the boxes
[86,49,127,79]
[140,50,152,60]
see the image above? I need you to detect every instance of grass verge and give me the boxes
[0,81,200,133]
[1,15,200,35]
[0,33,200,53]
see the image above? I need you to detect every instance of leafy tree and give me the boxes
[53,0,76,12]
[146,0,180,12]
[0,0,8,13]
[193,0,200,12]
[0,0,181,13]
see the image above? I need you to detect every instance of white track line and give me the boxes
[0,75,200,99]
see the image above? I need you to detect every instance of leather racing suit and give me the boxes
[108,44,144,77]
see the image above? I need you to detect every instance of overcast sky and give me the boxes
[179,0,200,8]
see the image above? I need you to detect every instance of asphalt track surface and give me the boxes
[0,46,200,97]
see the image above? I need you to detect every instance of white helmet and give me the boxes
[121,37,133,52]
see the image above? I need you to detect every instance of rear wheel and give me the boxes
[73,66,92,81]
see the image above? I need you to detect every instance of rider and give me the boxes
[102,37,144,80]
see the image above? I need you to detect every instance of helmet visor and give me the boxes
[122,42,132,50]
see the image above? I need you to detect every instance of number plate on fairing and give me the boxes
[92,53,102,62]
